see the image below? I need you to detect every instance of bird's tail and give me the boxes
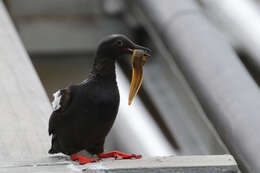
[48,134,61,154]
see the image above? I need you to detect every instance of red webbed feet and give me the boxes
[70,151,141,164]
[70,154,99,165]
[98,151,142,160]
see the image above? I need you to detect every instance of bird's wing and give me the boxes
[48,88,71,135]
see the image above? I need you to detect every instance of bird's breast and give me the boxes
[78,79,120,118]
[98,86,119,107]
[96,83,119,119]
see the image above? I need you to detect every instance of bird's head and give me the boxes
[96,34,151,105]
[97,34,151,58]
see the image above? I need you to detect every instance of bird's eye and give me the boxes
[116,40,123,47]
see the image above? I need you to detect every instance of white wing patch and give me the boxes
[52,90,62,111]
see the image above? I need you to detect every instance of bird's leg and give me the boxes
[98,151,141,160]
[70,154,99,165]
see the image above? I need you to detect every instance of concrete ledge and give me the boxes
[83,155,238,173]
[1,155,238,173]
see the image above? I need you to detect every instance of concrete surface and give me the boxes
[1,155,238,173]
[0,1,51,162]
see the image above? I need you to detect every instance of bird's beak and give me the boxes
[125,44,151,57]
[128,48,150,105]
[134,44,151,57]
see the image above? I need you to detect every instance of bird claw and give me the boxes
[98,151,142,160]
[70,154,100,165]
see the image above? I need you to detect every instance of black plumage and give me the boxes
[48,34,150,158]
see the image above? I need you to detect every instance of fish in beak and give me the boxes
[128,48,150,105]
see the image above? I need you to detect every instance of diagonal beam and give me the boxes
[132,0,260,172]
[0,1,51,163]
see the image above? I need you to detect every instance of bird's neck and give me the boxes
[91,55,116,80]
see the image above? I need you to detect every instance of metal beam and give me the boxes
[0,155,238,173]
[0,1,51,162]
[199,0,260,76]
[132,0,260,172]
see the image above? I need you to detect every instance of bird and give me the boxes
[48,34,151,164]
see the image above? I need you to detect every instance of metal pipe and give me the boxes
[133,0,260,172]
[199,0,260,75]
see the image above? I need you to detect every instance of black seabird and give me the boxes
[48,34,151,164]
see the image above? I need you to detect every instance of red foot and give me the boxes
[70,154,78,161]
[70,154,99,165]
[98,151,142,160]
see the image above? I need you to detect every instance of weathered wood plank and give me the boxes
[0,1,52,162]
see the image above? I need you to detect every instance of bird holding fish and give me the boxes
[48,34,150,164]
